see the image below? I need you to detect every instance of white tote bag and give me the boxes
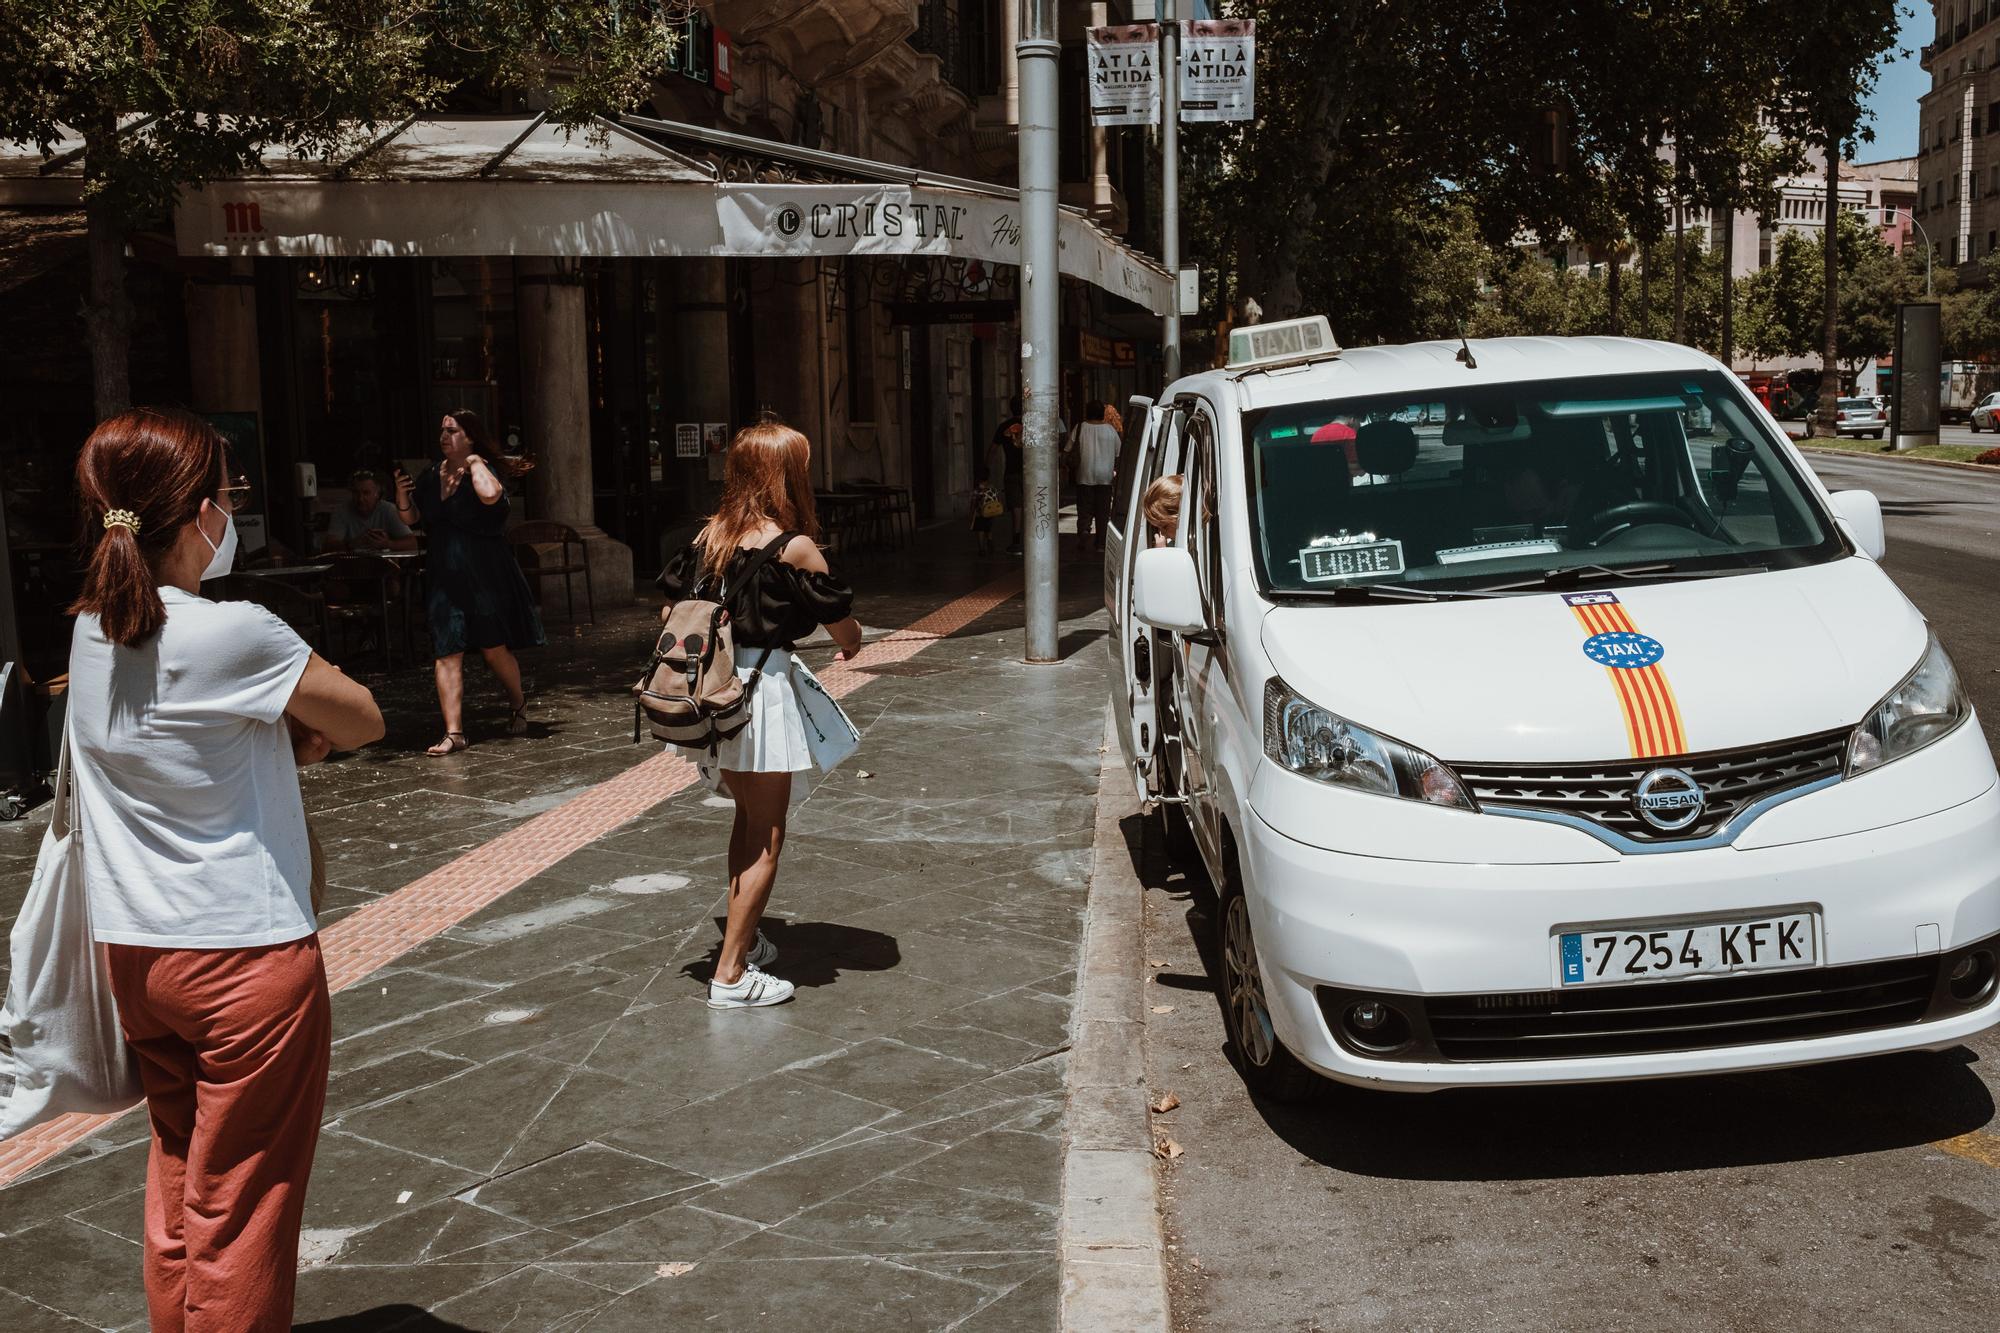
[791,659,862,774]
[0,733,144,1139]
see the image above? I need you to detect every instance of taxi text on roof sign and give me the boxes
[1227,315,1340,370]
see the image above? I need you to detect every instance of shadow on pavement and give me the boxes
[679,916,901,989]
[295,1306,479,1332]
[1122,818,2000,1184]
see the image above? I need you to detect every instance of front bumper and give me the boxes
[1241,782,2000,1091]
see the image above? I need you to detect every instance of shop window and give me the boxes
[846,259,877,424]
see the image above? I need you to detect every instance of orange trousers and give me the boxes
[107,937,332,1333]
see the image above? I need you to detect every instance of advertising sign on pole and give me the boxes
[1891,302,1941,451]
[1088,24,1160,127]
[1179,19,1255,123]
[675,423,703,458]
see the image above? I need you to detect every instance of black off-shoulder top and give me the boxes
[656,540,855,650]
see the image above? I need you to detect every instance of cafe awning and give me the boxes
[129,114,1171,314]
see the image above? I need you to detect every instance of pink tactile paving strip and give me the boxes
[0,570,1025,1187]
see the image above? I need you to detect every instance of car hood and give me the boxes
[1258,558,1926,764]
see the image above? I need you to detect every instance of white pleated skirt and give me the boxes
[681,649,814,804]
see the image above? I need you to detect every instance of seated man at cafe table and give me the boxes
[325,469,418,553]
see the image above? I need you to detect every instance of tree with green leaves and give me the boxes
[0,2,681,419]
[1767,3,1903,435]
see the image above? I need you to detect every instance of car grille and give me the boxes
[1449,728,1850,844]
[1318,955,1944,1063]
[1421,957,1940,1061]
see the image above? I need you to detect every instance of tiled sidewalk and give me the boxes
[0,532,1112,1331]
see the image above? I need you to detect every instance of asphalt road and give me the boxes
[1140,453,2000,1333]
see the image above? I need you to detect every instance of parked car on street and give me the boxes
[1106,320,2000,1099]
[1969,391,2000,432]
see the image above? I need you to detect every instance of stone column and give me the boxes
[186,259,262,413]
[517,258,634,607]
[184,259,274,551]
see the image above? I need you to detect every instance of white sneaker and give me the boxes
[707,964,795,1009]
[747,931,779,970]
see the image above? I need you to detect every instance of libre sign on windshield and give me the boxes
[1298,537,1406,583]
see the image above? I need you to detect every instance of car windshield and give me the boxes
[1244,369,1844,596]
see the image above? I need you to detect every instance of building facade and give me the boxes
[0,1,1165,684]
[1918,0,2000,272]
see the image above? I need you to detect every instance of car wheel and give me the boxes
[1871,430,1884,439]
[1216,882,1321,1103]
[1973,419,1983,433]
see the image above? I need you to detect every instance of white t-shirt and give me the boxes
[67,588,316,948]
[1074,421,1121,486]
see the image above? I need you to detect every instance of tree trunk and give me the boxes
[1640,241,1652,337]
[1815,135,1842,438]
[1606,246,1622,334]
[1720,217,1735,368]
[1672,196,1687,343]
[83,130,132,421]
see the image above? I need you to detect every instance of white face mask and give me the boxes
[198,503,238,581]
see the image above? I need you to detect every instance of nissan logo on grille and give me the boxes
[1634,768,1705,832]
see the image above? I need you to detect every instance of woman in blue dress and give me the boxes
[392,409,544,755]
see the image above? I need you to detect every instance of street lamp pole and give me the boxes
[1160,0,1182,384]
[1018,0,1061,662]
[1890,207,1934,297]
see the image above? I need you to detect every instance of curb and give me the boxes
[1792,442,2000,475]
[1058,719,1171,1333]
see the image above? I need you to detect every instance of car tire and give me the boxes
[1215,878,1321,1104]
[1871,430,1884,439]
[1973,419,1983,433]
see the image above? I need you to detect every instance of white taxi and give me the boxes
[1105,319,2000,1098]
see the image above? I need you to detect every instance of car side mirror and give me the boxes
[1829,489,1885,561]
[1133,546,1210,638]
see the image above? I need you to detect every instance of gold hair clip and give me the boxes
[102,509,141,533]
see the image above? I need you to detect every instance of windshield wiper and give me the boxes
[1469,562,1766,593]
[1310,583,1508,602]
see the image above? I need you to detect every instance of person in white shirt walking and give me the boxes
[1067,400,1122,557]
[65,407,384,1332]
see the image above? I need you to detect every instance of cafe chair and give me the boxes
[509,520,595,624]
[322,554,402,670]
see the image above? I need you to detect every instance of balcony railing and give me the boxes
[912,1,977,100]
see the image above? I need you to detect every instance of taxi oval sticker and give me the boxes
[1581,630,1665,670]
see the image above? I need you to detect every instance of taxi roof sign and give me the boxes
[1226,315,1340,371]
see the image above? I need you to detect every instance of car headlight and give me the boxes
[1262,677,1474,809]
[1846,633,1969,776]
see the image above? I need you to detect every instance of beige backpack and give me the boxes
[633,532,795,752]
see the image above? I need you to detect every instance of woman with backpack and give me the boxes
[655,419,863,1008]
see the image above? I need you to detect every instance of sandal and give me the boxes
[506,705,529,737]
[425,731,468,756]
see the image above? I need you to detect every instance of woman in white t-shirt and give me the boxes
[65,408,384,1333]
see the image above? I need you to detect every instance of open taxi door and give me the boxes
[1108,395,1181,802]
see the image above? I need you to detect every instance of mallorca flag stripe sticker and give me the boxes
[1562,592,1688,758]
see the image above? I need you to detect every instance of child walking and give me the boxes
[969,467,1003,557]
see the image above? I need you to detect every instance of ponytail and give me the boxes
[69,408,226,648]
[82,519,167,647]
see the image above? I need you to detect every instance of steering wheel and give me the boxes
[1583,500,1700,545]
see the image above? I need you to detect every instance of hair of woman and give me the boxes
[445,408,534,478]
[69,407,229,647]
[696,417,821,574]
[1142,473,1184,535]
